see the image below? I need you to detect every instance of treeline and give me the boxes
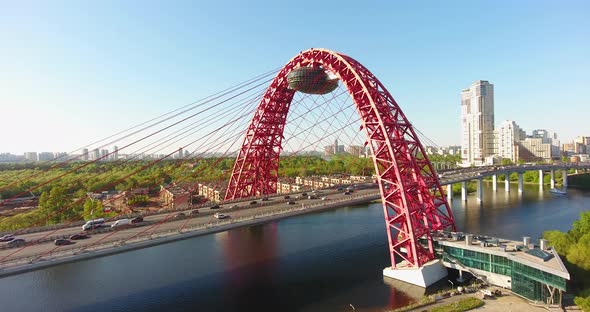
[0,155,380,201]
[543,211,590,311]
[0,186,116,232]
[0,153,460,201]
[428,153,461,165]
[278,154,374,177]
[0,154,459,232]
[0,155,373,231]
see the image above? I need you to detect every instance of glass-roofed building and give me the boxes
[434,233,570,305]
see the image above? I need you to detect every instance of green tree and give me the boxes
[544,211,590,310]
[543,230,573,255]
[568,233,590,271]
[38,186,70,225]
[83,198,104,221]
[571,212,590,241]
[128,194,149,207]
[574,296,590,312]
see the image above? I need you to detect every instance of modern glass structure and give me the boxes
[435,234,569,305]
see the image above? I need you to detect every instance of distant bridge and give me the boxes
[437,163,590,202]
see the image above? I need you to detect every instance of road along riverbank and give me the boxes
[0,192,380,278]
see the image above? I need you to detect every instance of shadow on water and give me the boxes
[71,218,401,312]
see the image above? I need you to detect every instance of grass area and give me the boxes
[429,297,484,312]
[390,296,436,312]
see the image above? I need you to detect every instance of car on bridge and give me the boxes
[131,216,144,224]
[0,234,15,242]
[214,213,228,219]
[250,201,257,205]
[210,204,221,209]
[54,239,72,246]
[174,212,186,219]
[82,218,106,231]
[111,219,131,228]
[287,201,296,205]
[69,234,89,240]
[190,210,199,216]
[7,238,25,247]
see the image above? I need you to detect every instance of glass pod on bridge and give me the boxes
[287,66,339,94]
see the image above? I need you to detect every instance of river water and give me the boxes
[0,183,588,312]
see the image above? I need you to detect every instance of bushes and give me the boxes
[430,297,484,312]
[544,211,590,310]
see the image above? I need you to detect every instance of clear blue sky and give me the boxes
[1,0,589,154]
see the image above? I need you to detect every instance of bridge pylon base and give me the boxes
[383,259,448,288]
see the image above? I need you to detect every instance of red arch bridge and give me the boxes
[0,48,456,286]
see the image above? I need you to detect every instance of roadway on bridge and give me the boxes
[438,163,590,185]
[0,185,379,268]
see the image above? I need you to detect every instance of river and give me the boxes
[0,183,587,312]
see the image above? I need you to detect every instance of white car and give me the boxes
[321,197,327,201]
[214,213,228,219]
[0,234,15,242]
[111,218,131,228]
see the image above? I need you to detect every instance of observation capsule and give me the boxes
[287,66,338,95]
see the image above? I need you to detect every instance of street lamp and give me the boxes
[448,280,455,289]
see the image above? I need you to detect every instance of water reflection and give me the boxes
[0,185,587,312]
[221,224,279,311]
[451,182,588,239]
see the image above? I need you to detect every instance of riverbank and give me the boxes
[0,192,380,278]
[397,285,556,312]
[568,173,590,189]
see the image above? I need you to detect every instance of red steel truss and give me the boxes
[225,48,456,268]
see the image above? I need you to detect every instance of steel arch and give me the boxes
[225,48,456,268]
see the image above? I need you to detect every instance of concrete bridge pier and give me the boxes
[383,259,448,288]
[492,174,497,191]
[539,170,544,190]
[550,170,555,189]
[476,179,484,203]
[461,182,467,201]
[563,170,568,188]
[446,184,452,202]
[505,174,510,193]
[518,172,524,193]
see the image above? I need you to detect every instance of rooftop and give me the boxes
[434,232,570,280]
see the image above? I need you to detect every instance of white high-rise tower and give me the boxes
[461,80,495,166]
[496,120,525,163]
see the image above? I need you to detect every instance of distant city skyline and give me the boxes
[1,1,588,153]
[459,79,582,165]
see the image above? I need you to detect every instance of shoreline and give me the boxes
[0,193,380,278]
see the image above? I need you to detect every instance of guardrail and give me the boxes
[0,192,380,270]
[0,189,357,249]
[0,187,367,237]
